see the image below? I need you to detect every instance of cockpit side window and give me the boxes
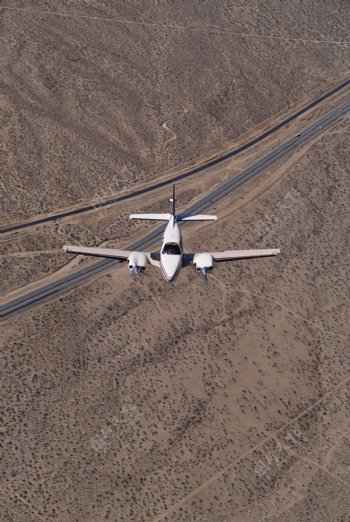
[162,243,181,255]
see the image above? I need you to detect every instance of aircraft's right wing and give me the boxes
[63,245,135,260]
[210,248,280,262]
[64,245,163,268]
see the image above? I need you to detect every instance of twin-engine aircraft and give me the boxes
[63,185,280,281]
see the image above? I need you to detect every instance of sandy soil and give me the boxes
[2,84,349,297]
[0,0,349,223]
[1,119,349,521]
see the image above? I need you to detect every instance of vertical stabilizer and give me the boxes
[170,183,176,216]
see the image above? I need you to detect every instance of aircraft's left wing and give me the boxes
[210,248,280,261]
[63,245,135,260]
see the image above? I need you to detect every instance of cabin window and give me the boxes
[162,243,181,255]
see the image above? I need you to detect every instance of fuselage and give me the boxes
[63,185,280,284]
[160,216,183,281]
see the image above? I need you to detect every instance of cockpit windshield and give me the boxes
[162,243,181,255]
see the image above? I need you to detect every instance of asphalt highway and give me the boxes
[1,77,349,235]
[1,96,350,320]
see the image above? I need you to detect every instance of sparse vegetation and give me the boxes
[1,1,350,520]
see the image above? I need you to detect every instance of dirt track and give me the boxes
[1,2,350,520]
[1,1,349,222]
[2,118,350,521]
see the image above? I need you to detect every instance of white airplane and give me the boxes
[63,185,280,281]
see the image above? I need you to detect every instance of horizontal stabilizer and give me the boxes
[177,214,217,222]
[129,213,171,221]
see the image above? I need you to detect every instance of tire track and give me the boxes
[0,6,349,46]
[1,78,349,234]
[147,375,350,522]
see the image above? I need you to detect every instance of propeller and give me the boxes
[129,266,141,275]
[201,267,211,286]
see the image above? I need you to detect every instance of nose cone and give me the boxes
[161,256,181,281]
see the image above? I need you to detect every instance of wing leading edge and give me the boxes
[63,245,135,260]
[63,245,161,267]
[210,248,280,261]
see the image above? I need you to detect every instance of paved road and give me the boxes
[1,97,350,320]
[1,77,349,235]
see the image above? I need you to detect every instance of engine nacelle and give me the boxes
[128,252,148,273]
[193,253,214,275]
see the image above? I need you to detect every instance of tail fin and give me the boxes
[170,183,176,216]
[129,184,217,222]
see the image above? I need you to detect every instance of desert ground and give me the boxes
[1,0,350,296]
[1,119,350,520]
[1,84,349,297]
[0,0,349,223]
[1,1,350,521]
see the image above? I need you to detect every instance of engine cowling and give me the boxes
[128,252,148,273]
[193,253,214,275]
